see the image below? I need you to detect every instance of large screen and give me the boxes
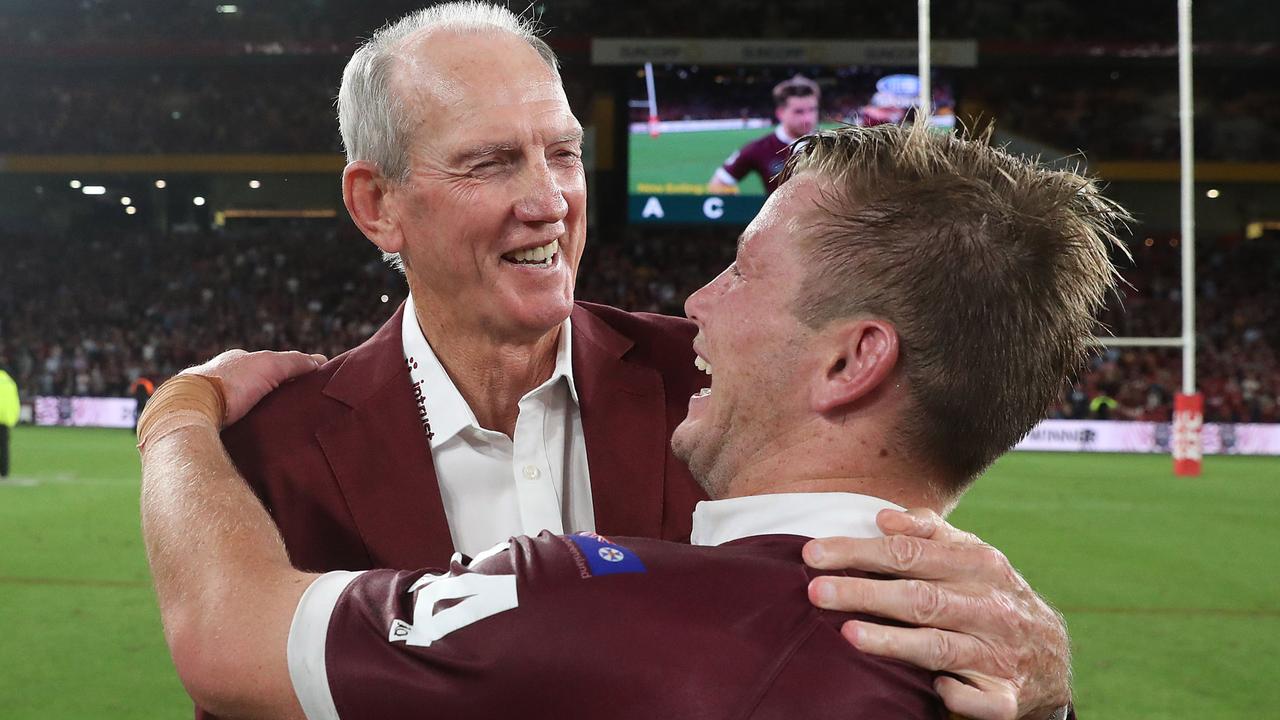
[627,65,956,224]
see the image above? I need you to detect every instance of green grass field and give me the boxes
[630,127,770,195]
[628,123,850,196]
[2,425,1278,718]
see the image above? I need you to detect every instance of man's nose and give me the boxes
[684,280,713,321]
[515,159,569,224]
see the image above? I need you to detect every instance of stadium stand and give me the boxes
[2,218,1276,424]
[3,1,1276,45]
[4,62,1275,159]
[1,0,1276,429]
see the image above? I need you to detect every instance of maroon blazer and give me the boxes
[222,301,709,573]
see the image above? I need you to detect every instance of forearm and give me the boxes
[140,393,310,718]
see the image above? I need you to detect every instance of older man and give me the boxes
[208,4,1070,718]
[141,124,1122,720]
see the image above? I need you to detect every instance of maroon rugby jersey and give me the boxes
[291,531,946,719]
[719,129,794,195]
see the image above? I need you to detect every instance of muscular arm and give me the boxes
[140,352,324,720]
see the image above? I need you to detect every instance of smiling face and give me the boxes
[671,176,826,498]
[387,30,586,341]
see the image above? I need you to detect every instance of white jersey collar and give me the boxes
[401,295,578,447]
[690,492,905,546]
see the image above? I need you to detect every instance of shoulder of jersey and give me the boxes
[551,531,650,578]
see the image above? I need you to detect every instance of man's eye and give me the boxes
[730,263,742,278]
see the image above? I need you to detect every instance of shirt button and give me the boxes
[522,465,541,479]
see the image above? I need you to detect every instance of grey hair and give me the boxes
[338,3,560,271]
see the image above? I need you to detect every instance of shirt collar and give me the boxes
[774,125,798,144]
[690,492,905,546]
[401,295,578,448]
[549,314,579,405]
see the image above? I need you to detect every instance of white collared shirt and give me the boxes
[401,299,594,557]
[690,492,905,546]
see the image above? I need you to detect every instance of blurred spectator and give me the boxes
[0,361,17,476]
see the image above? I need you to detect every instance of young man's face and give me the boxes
[672,176,825,498]
[777,95,819,138]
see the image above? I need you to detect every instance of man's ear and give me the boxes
[809,319,900,414]
[342,161,406,256]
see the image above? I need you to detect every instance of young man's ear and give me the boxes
[809,319,900,414]
[342,161,406,256]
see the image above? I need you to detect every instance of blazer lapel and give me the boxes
[572,305,667,539]
[316,303,455,569]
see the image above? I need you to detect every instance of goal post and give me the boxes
[1089,0,1200,476]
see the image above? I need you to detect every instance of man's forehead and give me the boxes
[739,176,823,256]
[441,105,581,151]
[394,28,560,107]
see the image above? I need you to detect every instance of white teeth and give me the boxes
[697,388,711,397]
[505,238,559,264]
[693,356,712,375]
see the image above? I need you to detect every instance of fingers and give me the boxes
[843,622,1019,720]
[842,620,981,673]
[810,575,990,631]
[255,350,325,383]
[876,508,984,545]
[933,675,1019,720]
[189,350,327,428]
[804,534,1008,583]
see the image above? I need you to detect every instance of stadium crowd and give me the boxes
[2,221,1276,425]
[6,62,1270,160]
[0,67,343,155]
[3,2,1278,160]
[1074,237,1280,424]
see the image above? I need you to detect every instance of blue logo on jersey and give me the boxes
[567,533,647,576]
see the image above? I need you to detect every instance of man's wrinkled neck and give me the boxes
[408,290,561,438]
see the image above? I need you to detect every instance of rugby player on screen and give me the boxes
[707,75,821,196]
[140,124,1121,720]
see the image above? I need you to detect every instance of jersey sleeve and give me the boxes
[286,543,521,720]
[288,570,365,720]
[720,145,752,181]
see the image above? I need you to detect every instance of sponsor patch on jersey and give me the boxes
[564,532,647,577]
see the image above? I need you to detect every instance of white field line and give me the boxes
[0,473,136,487]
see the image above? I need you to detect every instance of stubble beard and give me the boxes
[672,420,736,501]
